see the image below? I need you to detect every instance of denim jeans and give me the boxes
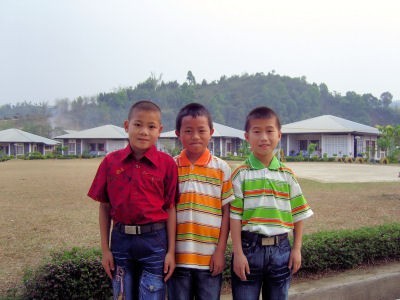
[111,227,167,300]
[167,267,222,300]
[231,233,291,300]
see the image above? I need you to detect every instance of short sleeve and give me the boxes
[163,156,179,209]
[230,167,245,220]
[87,157,109,203]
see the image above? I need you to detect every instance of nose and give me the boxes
[139,127,149,135]
[191,131,200,139]
[260,131,268,140]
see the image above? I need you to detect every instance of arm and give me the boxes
[210,203,230,276]
[230,218,250,280]
[289,220,304,274]
[163,206,176,282]
[99,202,114,279]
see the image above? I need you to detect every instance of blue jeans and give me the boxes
[111,227,167,300]
[167,267,222,300]
[231,233,291,300]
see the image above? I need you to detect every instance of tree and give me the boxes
[380,92,393,108]
[377,124,400,162]
[186,71,196,85]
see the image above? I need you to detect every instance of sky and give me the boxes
[1,0,399,106]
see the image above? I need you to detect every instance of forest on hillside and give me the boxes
[1,71,399,138]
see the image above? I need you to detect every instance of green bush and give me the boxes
[23,247,112,300]
[301,223,400,272]
[0,155,12,162]
[24,152,44,160]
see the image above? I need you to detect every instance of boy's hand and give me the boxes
[210,249,226,276]
[101,249,115,279]
[289,247,302,274]
[163,251,175,282]
[233,252,250,281]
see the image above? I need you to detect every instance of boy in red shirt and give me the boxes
[88,100,178,300]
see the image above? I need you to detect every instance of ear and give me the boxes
[124,120,129,132]
[175,130,180,137]
[244,132,249,142]
[210,128,214,136]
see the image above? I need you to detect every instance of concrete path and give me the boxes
[285,162,400,183]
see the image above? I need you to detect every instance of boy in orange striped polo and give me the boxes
[167,103,234,300]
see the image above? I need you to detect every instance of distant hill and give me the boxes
[1,72,399,137]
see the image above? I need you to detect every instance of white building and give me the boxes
[0,128,59,157]
[281,115,382,159]
[55,125,128,156]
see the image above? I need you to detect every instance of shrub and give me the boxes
[380,157,389,164]
[0,155,12,162]
[23,247,112,300]
[301,223,400,273]
[344,157,354,163]
[335,157,343,163]
[322,153,329,162]
[24,152,44,160]
[355,157,364,163]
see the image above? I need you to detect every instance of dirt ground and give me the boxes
[0,159,399,296]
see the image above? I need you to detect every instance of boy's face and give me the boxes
[245,117,281,164]
[124,109,162,156]
[176,115,214,161]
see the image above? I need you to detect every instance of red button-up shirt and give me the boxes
[88,145,178,225]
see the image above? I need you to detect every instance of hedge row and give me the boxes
[301,223,400,272]
[22,223,400,299]
[23,248,112,300]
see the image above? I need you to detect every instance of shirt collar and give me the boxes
[121,144,159,166]
[247,153,280,170]
[178,148,211,166]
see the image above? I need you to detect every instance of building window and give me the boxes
[68,142,76,154]
[89,143,96,151]
[98,143,105,151]
[15,144,24,155]
[299,140,308,151]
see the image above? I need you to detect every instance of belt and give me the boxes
[113,222,165,235]
[242,231,288,246]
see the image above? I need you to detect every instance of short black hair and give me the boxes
[245,106,281,132]
[127,100,161,120]
[175,103,213,132]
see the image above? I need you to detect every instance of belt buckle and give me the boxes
[261,236,275,246]
[125,225,141,235]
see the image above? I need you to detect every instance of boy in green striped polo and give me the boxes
[230,106,313,300]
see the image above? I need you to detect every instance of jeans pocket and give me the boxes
[139,270,165,300]
[241,237,254,256]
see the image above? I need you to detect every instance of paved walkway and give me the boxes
[285,162,400,183]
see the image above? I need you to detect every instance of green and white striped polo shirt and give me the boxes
[230,154,313,236]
